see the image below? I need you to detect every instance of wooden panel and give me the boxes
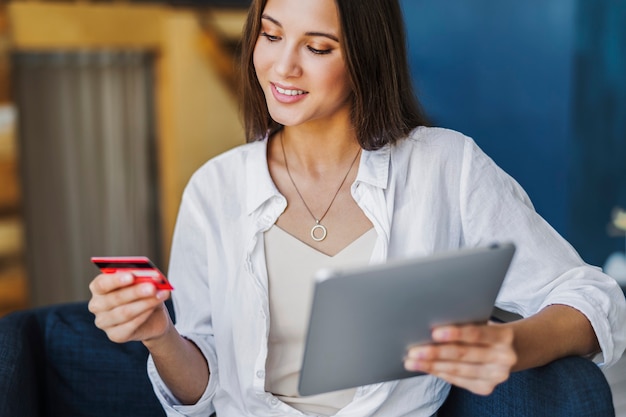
[0,105,19,210]
[0,9,24,317]
[0,217,23,258]
[206,9,247,40]
[0,159,20,211]
[0,263,28,317]
[155,13,244,261]
[0,7,7,34]
[0,105,16,158]
[8,2,165,49]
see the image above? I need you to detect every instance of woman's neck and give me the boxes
[279,125,360,175]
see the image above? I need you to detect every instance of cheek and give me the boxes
[324,64,352,98]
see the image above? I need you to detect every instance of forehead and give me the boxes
[261,0,341,35]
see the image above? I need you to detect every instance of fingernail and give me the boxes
[156,290,169,301]
[139,283,154,296]
[433,328,450,340]
[405,359,422,372]
[119,273,133,284]
[409,347,427,360]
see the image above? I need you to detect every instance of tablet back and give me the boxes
[298,243,516,396]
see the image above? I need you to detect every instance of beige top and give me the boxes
[264,226,377,416]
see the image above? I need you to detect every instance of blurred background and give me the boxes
[0,0,624,317]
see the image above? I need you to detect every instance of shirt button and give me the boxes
[270,397,279,406]
[256,370,265,379]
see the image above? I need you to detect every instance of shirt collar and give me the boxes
[356,144,390,189]
[245,138,282,216]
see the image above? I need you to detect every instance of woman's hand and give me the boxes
[404,322,517,396]
[88,273,172,344]
[89,274,211,404]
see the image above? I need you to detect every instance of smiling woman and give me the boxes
[240,0,425,149]
[251,0,352,134]
[86,0,626,416]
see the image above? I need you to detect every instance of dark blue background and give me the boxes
[401,0,626,266]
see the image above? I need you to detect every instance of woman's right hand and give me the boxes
[88,273,172,344]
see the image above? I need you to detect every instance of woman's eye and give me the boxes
[260,32,280,42]
[307,46,332,55]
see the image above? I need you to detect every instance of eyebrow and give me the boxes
[261,14,340,43]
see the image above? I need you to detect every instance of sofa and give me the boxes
[0,301,616,417]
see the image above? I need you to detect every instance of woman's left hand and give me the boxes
[404,322,517,395]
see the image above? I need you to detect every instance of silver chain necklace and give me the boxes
[280,133,361,242]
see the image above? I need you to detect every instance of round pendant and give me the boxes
[311,223,327,242]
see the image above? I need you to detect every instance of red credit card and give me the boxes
[90,256,173,290]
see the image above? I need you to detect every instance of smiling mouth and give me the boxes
[274,84,308,96]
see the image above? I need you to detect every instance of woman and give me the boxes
[88,0,626,415]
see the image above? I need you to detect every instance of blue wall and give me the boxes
[569,0,626,265]
[401,0,626,266]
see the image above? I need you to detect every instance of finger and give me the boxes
[405,346,516,373]
[432,323,513,346]
[104,308,157,344]
[89,272,134,296]
[406,358,511,389]
[94,292,164,329]
[106,301,171,344]
[89,282,159,314]
[407,340,517,366]
[406,343,507,365]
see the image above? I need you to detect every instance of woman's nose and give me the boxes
[274,46,302,78]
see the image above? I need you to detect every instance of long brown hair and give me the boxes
[238,0,428,150]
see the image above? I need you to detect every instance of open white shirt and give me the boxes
[147,126,626,417]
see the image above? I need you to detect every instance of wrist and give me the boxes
[142,311,177,352]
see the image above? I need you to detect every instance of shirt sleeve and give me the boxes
[146,182,219,416]
[459,137,626,367]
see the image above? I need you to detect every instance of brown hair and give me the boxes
[239,0,428,150]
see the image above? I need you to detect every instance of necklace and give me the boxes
[280,134,361,242]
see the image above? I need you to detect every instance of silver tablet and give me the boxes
[298,242,516,396]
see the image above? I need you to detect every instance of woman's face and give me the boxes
[253,0,352,130]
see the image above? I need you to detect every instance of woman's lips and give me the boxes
[271,83,309,104]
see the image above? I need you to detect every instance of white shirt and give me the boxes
[147,126,626,417]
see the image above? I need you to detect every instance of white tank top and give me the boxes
[264,226,377,416]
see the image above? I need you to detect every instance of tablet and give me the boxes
[298,242,516,396]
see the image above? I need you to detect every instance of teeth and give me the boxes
[275,85,305,96]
